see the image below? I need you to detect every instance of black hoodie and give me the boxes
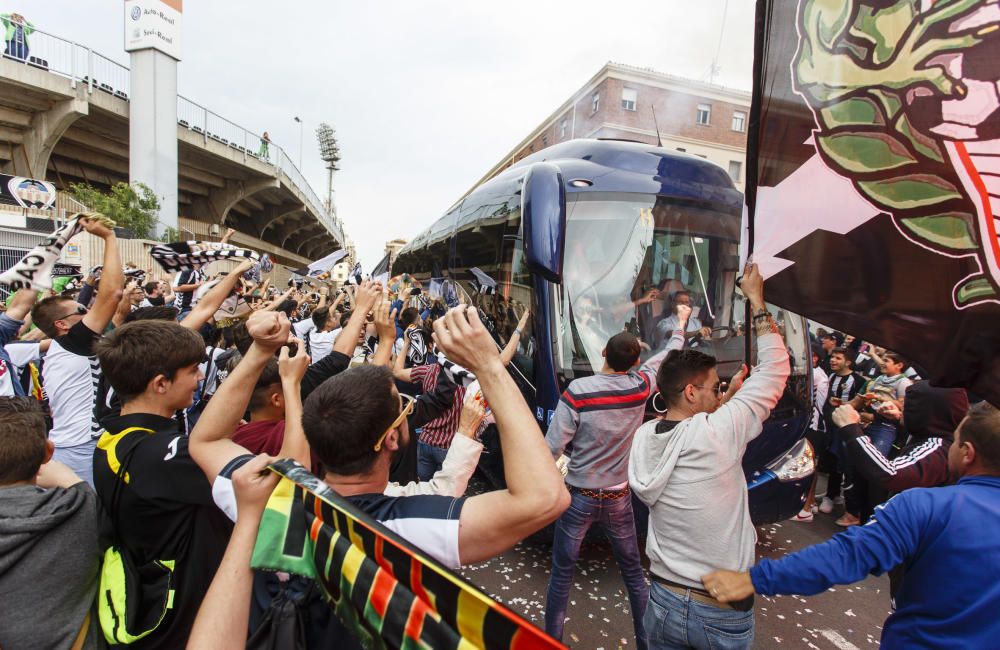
[0,481,102,649]
[841,381,969,491]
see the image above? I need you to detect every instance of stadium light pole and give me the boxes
[294,116,304,170]
[316,122,342,214]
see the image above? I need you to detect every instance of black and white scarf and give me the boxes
[150,241,259,272]
[0,214,101,290]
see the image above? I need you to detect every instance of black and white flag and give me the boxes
[293,249,347,280]
[370,254,390,285]
[150,241,259,273]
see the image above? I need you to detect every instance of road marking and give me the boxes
[818,629,861,650]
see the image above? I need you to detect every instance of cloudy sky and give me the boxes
[32,1,755,266]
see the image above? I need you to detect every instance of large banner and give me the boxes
[746,0,1000,405]
[252,460,564,650]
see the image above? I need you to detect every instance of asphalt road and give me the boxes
[460,483,891,649]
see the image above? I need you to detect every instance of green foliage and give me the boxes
[68,182,161,239]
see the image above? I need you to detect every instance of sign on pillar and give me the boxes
[124,0,182,238]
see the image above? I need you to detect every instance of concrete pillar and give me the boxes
[129,49,178,237]
[3,92,88,178]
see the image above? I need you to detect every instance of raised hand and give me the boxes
[721,364,748,405]
[278,338,310,383]
[246,310,291,351]
[373,299,396,341]
[738,262,765,310]
[457,393,488,438]
[354,279,380,314]
[79,214,116,239]
[232,454,280,518]
[675,303,692,325]
[432,305,500,374]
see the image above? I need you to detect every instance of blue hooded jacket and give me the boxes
[751,476,1000,649]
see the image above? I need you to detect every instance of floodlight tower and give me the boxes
[316,123,341,215]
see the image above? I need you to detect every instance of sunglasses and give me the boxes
[373,393,415,452]
[56,304,88,320]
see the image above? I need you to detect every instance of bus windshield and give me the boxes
[555,192,807,381]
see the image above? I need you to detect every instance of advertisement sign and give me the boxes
[123,0,182,61]
[745,0,1000,405]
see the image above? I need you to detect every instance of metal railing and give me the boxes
[6,27,344,245]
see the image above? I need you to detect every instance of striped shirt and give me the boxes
[546,331,684,489]
[410,363,466,449]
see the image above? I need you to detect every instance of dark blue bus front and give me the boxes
[394,139,814,524]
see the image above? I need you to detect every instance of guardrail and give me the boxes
[6,26,344,246]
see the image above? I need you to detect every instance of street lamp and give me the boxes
[293,116,303,170]
[316,122,341,213]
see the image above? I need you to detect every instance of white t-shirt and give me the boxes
[44,322,103,448]
[308,328,337,364]
[0,342,40,397]
[292,319,316,339]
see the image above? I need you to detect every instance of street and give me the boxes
[461,480,891,649]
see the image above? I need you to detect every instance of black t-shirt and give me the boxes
[173,269,203,311]
[824,371,865,425]
[93,413,231,649]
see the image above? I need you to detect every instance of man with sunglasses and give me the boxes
[192,304,569,576]
[30,217,122,487]
[628,263,789,650]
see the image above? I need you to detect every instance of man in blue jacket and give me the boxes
[701,400,1000,650]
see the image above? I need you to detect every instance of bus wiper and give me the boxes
[690,236,715,320]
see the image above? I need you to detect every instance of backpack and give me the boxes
[97,430,177,644]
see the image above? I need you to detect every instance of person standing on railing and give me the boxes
[258,131,270,160]
[1,12,33,62]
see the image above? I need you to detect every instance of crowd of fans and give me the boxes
[0,218,996,650]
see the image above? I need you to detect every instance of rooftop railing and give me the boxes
[5,26,344,245]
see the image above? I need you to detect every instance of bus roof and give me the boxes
[401,138,743,255]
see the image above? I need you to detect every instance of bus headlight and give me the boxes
[767,438,814,482]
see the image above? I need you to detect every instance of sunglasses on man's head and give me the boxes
[56,304,88,320]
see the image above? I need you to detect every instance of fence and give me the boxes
[8,27,344,245]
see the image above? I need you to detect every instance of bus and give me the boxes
[394,138,814,524]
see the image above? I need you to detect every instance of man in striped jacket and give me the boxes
[836,380,969,493]
[543,306,689,649]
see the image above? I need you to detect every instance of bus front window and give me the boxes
[556,192,750,380]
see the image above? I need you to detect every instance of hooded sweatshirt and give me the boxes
[0,482,102,650]
[628,332,789,588]
[843,381,968,492]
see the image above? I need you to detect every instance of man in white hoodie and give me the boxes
[628,263,789,650]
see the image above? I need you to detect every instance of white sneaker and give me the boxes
[792,509,814,522]
[818,497,835,514]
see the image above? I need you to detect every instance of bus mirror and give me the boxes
[521,162,566,284]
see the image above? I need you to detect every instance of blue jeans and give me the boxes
[645,581,753,650]
[53,439,98,489]
[545,490,648,649]
[865,421,897,457]
[416,439,448,481]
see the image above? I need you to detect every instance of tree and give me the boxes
[68,182,161,239]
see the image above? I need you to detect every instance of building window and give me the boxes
[621,88,637,111]
[696,103,712,125]
[560,119,568,139]
[676,147,686,152]
[591,92,600,114]
[542,135,548,147]
[732,111,746,132]
[728,160,743,182]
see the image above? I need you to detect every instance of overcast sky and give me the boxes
[32,1,755,266]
